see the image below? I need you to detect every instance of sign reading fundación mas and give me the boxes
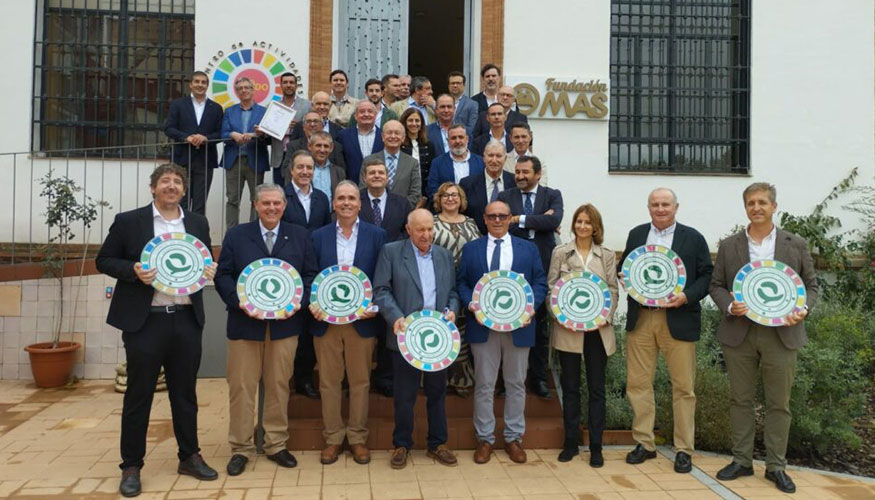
[508,76,610,120]
[203,41,301,109]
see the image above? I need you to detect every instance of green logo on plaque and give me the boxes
[419,329,441,352]
[165,253,192,274]
[756,281,784,304]
[257,278,281,300]
[643,265,665,285]
[492,290,514,310]
[330,284,353,304]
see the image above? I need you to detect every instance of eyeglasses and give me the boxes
[485,214,510,221]
[441,193,460,199]
[304,119,322,125]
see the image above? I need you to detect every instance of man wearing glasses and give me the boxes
[456,201,548,464]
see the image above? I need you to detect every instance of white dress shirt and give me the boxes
[294,183,312,222]
[484,171,505,197]
[409,138,421,163]
[646,222,677,248]
[259,219,280,246]
[451,151,471,183]
[190,94,205,125]
[357,127,376,155]
[746,225,777,261]
[151,203,191,306]
[336,218,360,266]
[486,232,514,271]
[367,190,387,218]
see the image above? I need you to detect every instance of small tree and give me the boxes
[39,168,109,348]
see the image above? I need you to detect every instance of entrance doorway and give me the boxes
[407,0,465,95]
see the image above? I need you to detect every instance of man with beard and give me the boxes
[427,124,485,199]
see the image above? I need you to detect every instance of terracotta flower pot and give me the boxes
[23,341,81,388]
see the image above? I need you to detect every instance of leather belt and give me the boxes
[150,304,193,314]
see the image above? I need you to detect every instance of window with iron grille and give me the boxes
[32,0,195,157]
[610,0,750,174]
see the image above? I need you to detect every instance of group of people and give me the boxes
[95,64,817,498]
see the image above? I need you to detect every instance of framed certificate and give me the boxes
[258,100,297,140]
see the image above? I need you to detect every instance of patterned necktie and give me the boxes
[372,198,383,227]
[387,154,398,189]
[524,192,534,216]
[490,179,500,202]
[490,238,502,271]
[265,230,275,254]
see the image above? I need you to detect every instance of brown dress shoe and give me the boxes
[390,447,408,469]
[350,443,371,464]
[473,440,493,464]
[321,444,342,465]
[505,440,527,463]
[427,445,458,466]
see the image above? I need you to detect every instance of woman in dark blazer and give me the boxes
[399,108,436,207]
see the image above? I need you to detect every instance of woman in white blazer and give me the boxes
[547,203,618,467]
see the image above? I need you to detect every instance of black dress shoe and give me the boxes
[558,446,579,462]
[267,449,298,468]
[625,444,657,464]
[374,384,393,397]
[178,453,218,480]
[716,462,754,480]
[296,382,320,399]
[119,467,141,497]
[589,448,604,468]
[674,451,692,473]
[531,380,552,399]
[226,454,248,476]
[765,470,796,493]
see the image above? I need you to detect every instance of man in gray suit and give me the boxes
[360,120,422,209]
[709,182,817,494]
[448,71,479,135]
[374,209,461,470]
[266,72,311,185]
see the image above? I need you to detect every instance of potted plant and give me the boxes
[24,168,108,388]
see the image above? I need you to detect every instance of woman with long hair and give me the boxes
[400,107,436,208]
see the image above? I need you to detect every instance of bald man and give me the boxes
[290,91,343,141]
[360,120,421,209]
[337,100,385,183]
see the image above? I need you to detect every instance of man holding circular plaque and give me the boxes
[96,164,218,497]
[309,180,387,465]
[214,184,319,476]
[373,209,460,469]
[457,201,548,464]
[617,188,713,473]
[709,183,817,494]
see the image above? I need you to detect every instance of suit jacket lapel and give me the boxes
[248,221,271,256]
[670,223,685,252]
[401,242,424,296]
[478,237,490,274]
[734,231,750,266]
[353,223,367,265]
[272,225,288,255]
[774,229,792,263]
[139,205,154,244]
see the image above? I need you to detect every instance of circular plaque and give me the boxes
[621,245,687,306]
[397,310,461,372]
[471,270,536,331]
[140,232,212,296]
[309,265,373,324]
[236,258,304,319]
[550,271,612,331]
[733,260,807,326]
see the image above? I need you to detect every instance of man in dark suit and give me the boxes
[472,87,529,140]
[498,155,563,398]
[281,150,332,399]
[460,140,515,235]
[359,120,421,209]
[471,103,514,156]
[504,123,533,174]
[95,164,219,497]
[427,124,485,200]
[426,94,457,156]
[280,112,346,186]
[374,209,461,469]
[618,187,713,474]
[309,181,387,466]
[264,71,310,185]
[163,71,224,215]
[471,64,502,113]
[290,91,343,141]
[457,201,548,465]
[709,183,817,494]
[214,183,319,476]
[337,101,384,185]
[220,77,270,230]
[448,71,479,135]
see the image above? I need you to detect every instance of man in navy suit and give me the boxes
[427,124,485,200]
[214,183,319,476]
[163,71,224,215]
[220,77,269,230]
[281,150,332,399]
[460,140,515,235]
[471,103,514,156]
[498,155,563,399]
[472,86,529,140]
[290,91,343,141]
[338,101,384,185]
[471,64,502,113]
[309,181,387,466]
[457,201,547,465]
[426,94,457,156]
[448,71,479,135]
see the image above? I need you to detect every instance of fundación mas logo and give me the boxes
[203,41,302,109]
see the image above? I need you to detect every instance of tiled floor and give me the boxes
[0,379,873,499]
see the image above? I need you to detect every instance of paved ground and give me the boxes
[0,379,872,499]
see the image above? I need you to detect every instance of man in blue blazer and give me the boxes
[448,71,479,135]
[280,150,332,399]
[164,71,224,215]
[214,184,319,476]
[460,141,515,235]
[427,124,485,200]
[425,94,457,156]
[309,181,387,466]
[337,101,384,184]
[457,201,547,465]
[374,209,461,469]
[220,77,269,230]
[359,158,411,242]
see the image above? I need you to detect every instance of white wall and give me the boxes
[503,0,875,252]
[0,2,37,154]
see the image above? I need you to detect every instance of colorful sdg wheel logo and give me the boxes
[208,47,300,109]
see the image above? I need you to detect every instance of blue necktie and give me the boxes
[387,154,397,189]
[490,179,500,203]
[524,192,534,216]
[490,238,502,271]
[372,198,383,227]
